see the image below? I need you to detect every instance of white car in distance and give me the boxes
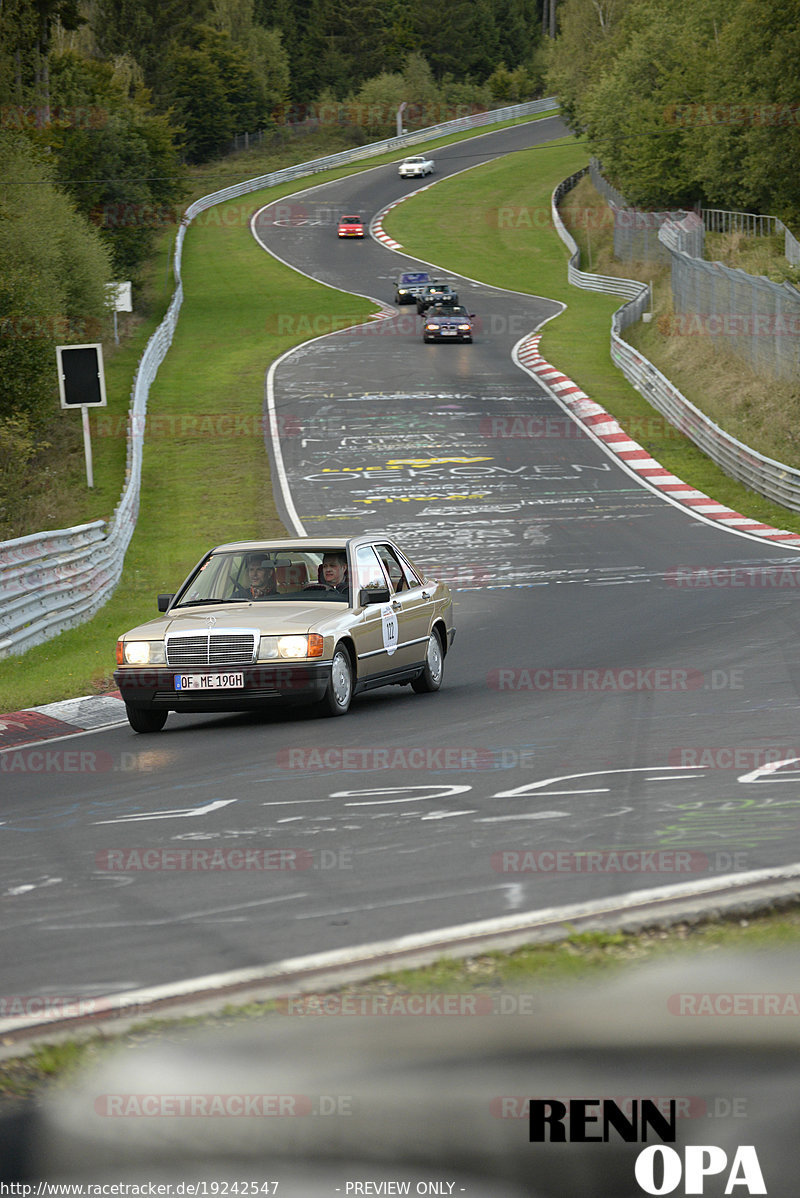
[398,155,434,178]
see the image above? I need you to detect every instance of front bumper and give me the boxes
[424,328,472,341]
[114,662,331,711]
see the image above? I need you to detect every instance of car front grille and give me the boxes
[166,633,257,667]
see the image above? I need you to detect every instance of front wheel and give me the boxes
[317,646,353,716]
[126,704,168,733]
[412,630,444,694]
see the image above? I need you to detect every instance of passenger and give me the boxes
[235,553,278,599]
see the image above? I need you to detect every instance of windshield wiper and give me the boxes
[171,598,245,607]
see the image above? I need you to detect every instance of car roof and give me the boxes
[340,215,361,221]
[210,535,396,554]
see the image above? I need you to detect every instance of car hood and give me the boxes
[122,602,347,639]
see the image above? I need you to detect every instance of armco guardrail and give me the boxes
[552,170,800,514]
[551,169,650,319]
[0,98,559,660]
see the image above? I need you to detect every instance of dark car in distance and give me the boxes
[422,304,475,343]
[394,271,432,303]
[416,282,459,314]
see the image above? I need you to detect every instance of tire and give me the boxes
[126,704,168,733]
[412,630,444,694]
[317,646,353,716]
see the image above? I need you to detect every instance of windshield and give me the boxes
[173,549,350,604]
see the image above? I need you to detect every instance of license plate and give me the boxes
[174,673,245,691]
[441,329,456,335]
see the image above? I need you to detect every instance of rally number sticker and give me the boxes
[381,604,398,656]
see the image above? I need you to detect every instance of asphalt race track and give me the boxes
[4,117,800,1002]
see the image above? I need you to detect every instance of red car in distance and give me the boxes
[337,214,364,238]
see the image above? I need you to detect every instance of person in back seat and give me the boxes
[234,553,278,599]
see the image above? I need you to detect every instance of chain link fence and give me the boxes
[590,160,800,382]
[551,170,800,514]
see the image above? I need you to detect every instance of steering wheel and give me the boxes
[303,582,335,591]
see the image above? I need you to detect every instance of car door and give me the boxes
[351,544,398,681]
[375,543,434,671]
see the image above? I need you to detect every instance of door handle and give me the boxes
[391,600,402,611]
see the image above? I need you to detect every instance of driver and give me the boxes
[235,553,277,599]
[321,552,349,595]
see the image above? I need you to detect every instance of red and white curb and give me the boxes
[0,693,127,751]
[516,333,800,547]
[371,181,436,249]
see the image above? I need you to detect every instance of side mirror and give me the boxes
[157,594,174,612]
[359,587,391,607]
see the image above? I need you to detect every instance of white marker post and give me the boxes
[55,343,108,489]
[105,281,132,346]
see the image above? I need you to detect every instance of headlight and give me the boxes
[458,324,471,331]
[276,634,325,659]
[425,324,437,331]
[257,636,279,660]
[121,641,166,666]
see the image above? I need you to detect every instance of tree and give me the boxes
[0,132,111,424]
[579,0,715,207]
[43,51,185,275]
[0,0,83,115]
[545,0,633,129]
[687,0,800,222]
[94,0,213,100]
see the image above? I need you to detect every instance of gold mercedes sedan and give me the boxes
[114,535,455,732]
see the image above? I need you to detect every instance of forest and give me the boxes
[548,0,800,222]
